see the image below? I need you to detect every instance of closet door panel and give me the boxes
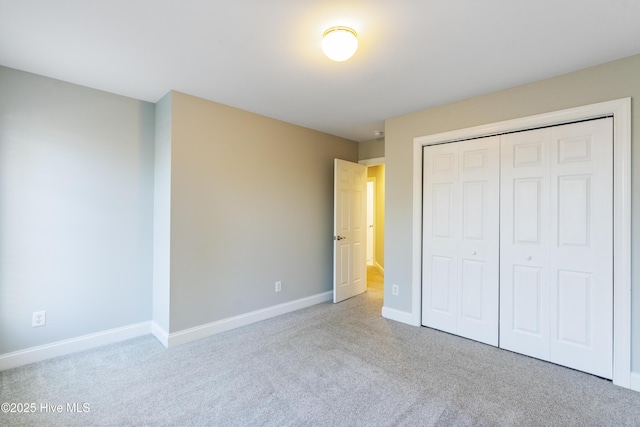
[500,129,551,360]
[422,143,459,333]
[549,118,613,379]
[422,137,499,346]
[457,138,499,346]
[500,119,613,378]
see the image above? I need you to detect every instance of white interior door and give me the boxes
[422,136,500,346]
[500,118,613,378]
[333,159,367,303]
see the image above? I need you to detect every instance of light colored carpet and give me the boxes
[2,266,640,426]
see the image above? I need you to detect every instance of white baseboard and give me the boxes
[381,306,420,326]
[0,322,151,371]
[0,292,335,369]
[375,262,384,275]
[151,321,169,348]
[631,372,640,392]
[164,291,333,348]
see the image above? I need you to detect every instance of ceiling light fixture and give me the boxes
[322,26,358,62]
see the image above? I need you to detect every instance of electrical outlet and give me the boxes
[32,311,46,327]
[275,281,282,292]
[392,284,399,296]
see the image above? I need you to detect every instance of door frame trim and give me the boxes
[366,177,376,266]
[411,98,631,389]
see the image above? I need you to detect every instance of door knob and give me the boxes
[526,256,532,260]
[335,235,346,241]
[472,250,477,255]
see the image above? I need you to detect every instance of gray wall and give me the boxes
[359,138,385,160]
[163,91,358,332]
[0,66,155,354]
[152,92,172,332]
[0,67,358,354]
[384,53,640,371]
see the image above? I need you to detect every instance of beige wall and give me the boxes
[384,53,640,371]
[367,165,385,270]
[164,91,358,332]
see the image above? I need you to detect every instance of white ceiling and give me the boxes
[1,1,640,142]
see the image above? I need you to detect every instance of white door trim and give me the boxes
[359,157,385,166]
[411,98,632,389]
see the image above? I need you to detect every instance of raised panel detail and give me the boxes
[352,242,363,282]
[433,153,454,173]
[339,243,349,286]
[514,143,542,167]
[431,256,452,312]
[512,266,541,335]
[463,150,486,170]
[558,176,590,247]
[352,190,363,230]
[557,270,591,346]
[514,179,541,244]
[461,259,484,320]
[432,183,453,238]
[339,167,349,183]
[558,136,591,163]
[339,190,349,232]
[463,181,485,240]
[353,170,364,185]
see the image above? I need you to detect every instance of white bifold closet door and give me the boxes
[500,118,613,379]
[422,136,500,346]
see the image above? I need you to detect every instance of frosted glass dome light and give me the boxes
[322,26,358,61]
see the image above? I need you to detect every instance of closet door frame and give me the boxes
[411,98,632,389]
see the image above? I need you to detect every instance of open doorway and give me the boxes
[366,179,375,266]
[363,162,385,288]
